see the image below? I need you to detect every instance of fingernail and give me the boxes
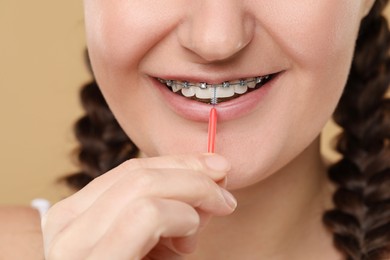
[220,189,237,210]
[203,154,231,172]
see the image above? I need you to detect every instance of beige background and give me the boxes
[0,0,88,205]
[1,2,389,205]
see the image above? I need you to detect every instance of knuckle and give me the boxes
[195,176,226,208]
[186,208,201,229]
[130,198,162,223]
[120,160,160,194]
[42,201,72,231]
[121,158,141,171]
[197,174,218,194]
[128,169,157,194]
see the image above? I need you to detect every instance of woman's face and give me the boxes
[83,0,373,189]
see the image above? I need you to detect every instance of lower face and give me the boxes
[83,0,369,190]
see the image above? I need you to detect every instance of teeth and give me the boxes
[181,86,196,97]
[194,85,246,99]
[247,78,257,88]
[233,79,247,94]
[166,80,173,87]
[159,74,272,101]
[217,86,235,98]
[195,87,213,99]
[182,81,190,89]
[171,83,182,93]
[234,85,248,94]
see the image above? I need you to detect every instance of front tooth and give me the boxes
[195,87,213,99]
[217,85,235,98]
[181,86,196,97]
[234,85,248,94]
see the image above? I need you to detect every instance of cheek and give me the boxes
[84,0,184,71]
[265,0,364,132]
[263,0,363,69]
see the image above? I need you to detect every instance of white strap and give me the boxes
[31,198,51,218]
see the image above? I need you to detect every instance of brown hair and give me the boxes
[323,0,390,259]
[64,77,139,188]
[64,1,390,258]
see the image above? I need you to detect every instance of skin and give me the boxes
[9,0,374,259]
[82,0,372,190]
[0,206,43,259]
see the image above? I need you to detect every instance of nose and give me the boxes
[177,0,255,63]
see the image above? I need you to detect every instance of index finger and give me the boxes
[42,153,230,227]
[78,153,230,202]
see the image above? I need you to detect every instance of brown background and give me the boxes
[1,1,389,205]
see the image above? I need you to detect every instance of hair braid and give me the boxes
[64,79,139,190]
[323,1,390,259]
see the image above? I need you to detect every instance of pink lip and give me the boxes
[151,72,284,122]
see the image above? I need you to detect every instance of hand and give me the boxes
[42,154,236,260]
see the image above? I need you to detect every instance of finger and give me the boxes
[129,153,231,177]
[44,169,236,258]
[80,167,235,223]
[43,157,232,251]
[171,231,200,255]
[86,198,200,260]
[145,238,185,260]
[171,211,212,254]
[50,153,230,218]
[91,153,230,195]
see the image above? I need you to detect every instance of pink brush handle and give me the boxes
[207,107,217,153]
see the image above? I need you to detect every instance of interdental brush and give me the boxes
[207,87,218,153]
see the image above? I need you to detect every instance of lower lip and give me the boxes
[152,73,283,122]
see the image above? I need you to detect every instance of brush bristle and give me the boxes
[211,87,218,105]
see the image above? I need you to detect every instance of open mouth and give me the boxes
[157,73,278,104]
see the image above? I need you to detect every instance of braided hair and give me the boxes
[64,51,139,189]
[323,0,390,259]
[64,1,390,258]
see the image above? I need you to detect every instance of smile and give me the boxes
[157,73,277,104]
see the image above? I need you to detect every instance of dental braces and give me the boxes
[158,75,270,89]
